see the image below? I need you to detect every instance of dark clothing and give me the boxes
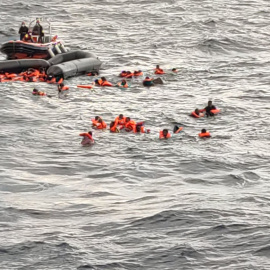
[19,26,28,40]
[32,23,43,42]
[143,80,154,87]
[32,23,43,35]
[205,105,216,116]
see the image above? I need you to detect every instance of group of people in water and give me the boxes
[1,60,217,145]
[79,99,215,146]
[80,113,186,146]
[78,65,218,145]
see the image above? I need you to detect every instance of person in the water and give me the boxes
[32,88,46,96]
[198,129,211,138]
[159,125,183,139]
[80,131,94,145]
[143,76,154,87]
[201,101,216,117]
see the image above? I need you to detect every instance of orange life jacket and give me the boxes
[80,133,94,143]
[191,111,203,118]
[133,71,143,77]
[143,77,153,82]
[60,85,69,91]
[5,73,17,79]
[135,126,146,133]
[125,73,134,78]
[58,78,64,84]
[199,132,211,138]
[125,120,136,132]
[32,91,46,96]
[155,68,165,75]
[91,119,98,126]
[39,71,47,81]
[115,116,126,126]
[101,81,113,87]
[211,109,220,114]
[174,127,183,134]
[77,85,93,89]
[110,125,119,133]
[96,121,107,129]
[25,69,39,78]
[159,131,172,139]
[47,77,56,84]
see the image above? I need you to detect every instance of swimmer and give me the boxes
[80,131,94,146]
[114,114,126,127]
[199,129,211,138]
[143,76,154,87]
[95,118,107,129]
[110,121,120,133]
[200,101,216,117]
[92,116,101,127]
[191,108,204,118]
[117,79,128,88]
[159,125,183,139]
[154,65,165,74]
[32,88,47,96]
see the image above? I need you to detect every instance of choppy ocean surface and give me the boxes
[1,0,270,269]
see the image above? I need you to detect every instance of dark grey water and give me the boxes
[1,0,270,269]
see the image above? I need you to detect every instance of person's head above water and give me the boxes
[33,88,38,93]
[95,116,100,121]
[201,129,206,133]
[156,65,160,69]
[125,117,130,122]
[119,114,124,119]
[88,131,92,136]
[22,22,25,26]
[195,108,200,114]
[110,121,115,128]
[163,129,169,137]
[208,100,212,106]
[101,77,106,81]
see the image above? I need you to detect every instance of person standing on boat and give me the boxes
[18,22,28,40]
[32,19,43,43]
